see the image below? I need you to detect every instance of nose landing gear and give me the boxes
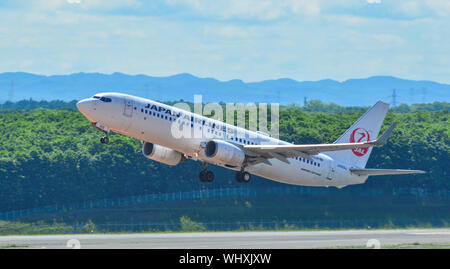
[92,122,111,145]
[100,136,109,144]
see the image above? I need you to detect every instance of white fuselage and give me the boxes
[77,93,368,188]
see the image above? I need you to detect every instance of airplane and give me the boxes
[76,93,424,188]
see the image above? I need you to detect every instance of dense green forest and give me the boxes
[0,106,448,213]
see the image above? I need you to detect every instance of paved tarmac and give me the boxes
[1,229,449,249]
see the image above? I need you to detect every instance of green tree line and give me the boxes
[1,99,449,113]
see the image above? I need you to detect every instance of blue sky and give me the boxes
[0,0,449,83]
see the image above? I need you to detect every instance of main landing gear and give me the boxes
[198,163,251,183]
[199,163,214,182]
[236,171,251,183]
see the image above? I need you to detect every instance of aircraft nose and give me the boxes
[76,99,92,114]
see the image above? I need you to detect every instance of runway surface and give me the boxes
[1,229,449,249]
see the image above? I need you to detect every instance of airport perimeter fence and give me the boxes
[0,186,449,221]
[1,217,449,235]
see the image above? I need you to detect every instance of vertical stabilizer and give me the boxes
[326,101,390,168]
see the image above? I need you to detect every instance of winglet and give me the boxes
[373,122,397,146]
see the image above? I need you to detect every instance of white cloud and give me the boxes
[76,0,140,10]
[372,33,404,46]
[367,0,381,4]
[425,0,450,16]
[393,0,450,18]
[398,1,423,17]
[12,0,140,11]
[0,0,449,84]
[203,25,248,39]
[165,0,321,20]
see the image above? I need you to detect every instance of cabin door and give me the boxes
[124,98,133,118]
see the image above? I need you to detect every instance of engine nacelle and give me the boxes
[204,140,245,168]
[142,142,183,166]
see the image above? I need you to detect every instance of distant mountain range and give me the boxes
[0,72,449,106]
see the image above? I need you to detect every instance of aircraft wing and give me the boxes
[349,168,426,176]
[243,123,397,165]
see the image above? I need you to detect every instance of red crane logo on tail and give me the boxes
[350,128,370,157]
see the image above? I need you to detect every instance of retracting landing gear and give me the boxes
[236,171,251,183]
[199,163,214,183]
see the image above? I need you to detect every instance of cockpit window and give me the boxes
[93,96,101,99]
[100,97,112,103]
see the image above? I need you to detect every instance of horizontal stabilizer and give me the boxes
[350,168,426,176]
[373,122,397,146]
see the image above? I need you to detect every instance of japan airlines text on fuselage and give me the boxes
[77,92,424,188]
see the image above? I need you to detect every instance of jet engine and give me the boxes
[204,140,245,168]
[142,142,184,166]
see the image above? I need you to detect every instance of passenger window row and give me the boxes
[294,157,321,167]
[229,137,256,145]
[140,108,176,122]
